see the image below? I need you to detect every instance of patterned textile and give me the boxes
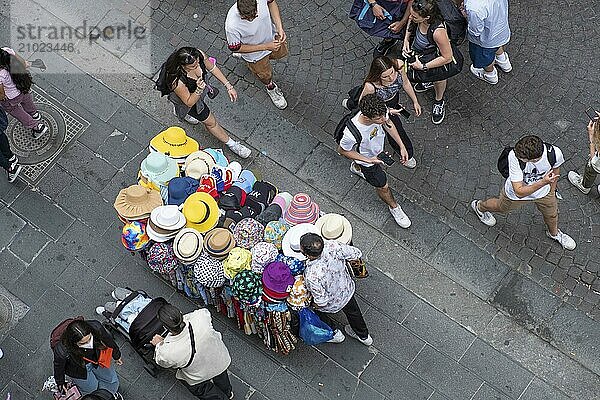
[263,221,290,250]
[276,253,306,276]
[193,251,226,288]
[223,247,252,279]
[251,242,278,273]
[232,270,263,304]
[233,218,265,249]
[147,242,181,274]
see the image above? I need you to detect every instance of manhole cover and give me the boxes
[0,295,12,330]
[0,285,29,340]
[6,87,90,184]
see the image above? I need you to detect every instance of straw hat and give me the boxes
[140,152,179,186]
[282,223,319,261]
[149,126,199,159]
[182,192,219,233]
[203,228,236,260]
[283,193,320,226]
[173,228,204,264]
[315,213,352,244]
[185,150,216,179]
[114,184,163,220]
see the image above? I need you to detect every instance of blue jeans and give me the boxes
[70,363,119,395]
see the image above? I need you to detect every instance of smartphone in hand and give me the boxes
[585,107,599,121]
[377,151,396,166]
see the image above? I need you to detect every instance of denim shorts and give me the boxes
[469,42,499,68]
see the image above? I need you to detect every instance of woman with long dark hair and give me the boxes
[357,56,421,168]
[0,47,48,138]
[52,319,123,398]
[160,47,251,158]
[402,0,455,124]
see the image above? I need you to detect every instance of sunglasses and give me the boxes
[183,54,196,65]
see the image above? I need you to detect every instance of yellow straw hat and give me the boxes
[182,192,219,233]
[149,126,199,159]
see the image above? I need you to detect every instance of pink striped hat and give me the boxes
[283,193,320,226]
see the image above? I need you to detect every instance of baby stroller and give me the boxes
[99,288,169,377]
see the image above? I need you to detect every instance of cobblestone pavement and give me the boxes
[0,0,599,399]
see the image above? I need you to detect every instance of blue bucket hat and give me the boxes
[204,148,230,167]
[233,170,257,194]
[168,177,200,206]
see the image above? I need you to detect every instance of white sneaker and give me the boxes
[470,65,498,84]
[568,171,591,194]
[495,52,512,72]
[266,83,287,109]
[327,329,346,343]
[546,230,576,251]
[471,200,496,227]
[227,141,251,158]
[405,157,417,169]
[344,325,373,346]
[341,99,350,110]
[32,123,49,139]
[389,205,411,228]
[350,161,365,179]
[95,306,106,316]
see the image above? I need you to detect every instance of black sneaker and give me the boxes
[8,155,18,171]
[375,38,398,57]
[31,112,42,121]
[413,82,434,93]
[432,100,445,125]
[7,164,22,183]
[32,123,48,139]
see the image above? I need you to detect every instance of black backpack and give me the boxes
[435,0,467,45]
[497,143,557,178]
[333,113,363,150]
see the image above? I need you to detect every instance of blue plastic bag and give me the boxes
[298,308,334,345]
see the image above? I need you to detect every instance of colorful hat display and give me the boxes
[233,170,257,194]
[173,228,204,264]
[168,177,200,206]
[150,126,199,160]
[204,148,229,167]
[223,247,252,280]
[182,192,219,233]
[211,166,233,193]
[203,228,236,260]
[255,204,283,226]
[251,242,278,274]
[140,152,179,186]
[146,242,181,274]
[246,181,278,214]
[232,218,265,249]
[282,223,319,261]
[147,205,186,242]
[193,251,226,287]
[225,207,258,223]
[283,193,320,226]
[198,175,219,199]
[276,253,306,276]
[315,213,352,245]
[121,220,150,251]
[219,186,246,211]
[114,184,163,220]
[185,150,216,180]
[263,221,290,250]
[232,270,262,304]
[262,261,294,299]
[287,275,312,309]
[271,192,292,214]
[228,161,242,181]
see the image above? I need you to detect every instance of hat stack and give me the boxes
[146,242,181,274]
[185,150,217,180]
[193,251,226,288]
[263,221,290,251]
[262,261,294,302]
[282,223,320,261]
[315,213,352,244]
[204,148,229,167]
[283,193,320,226]
[233,218,265,250]
[223,247,252,280]
[150,126,199,162]
[121,220,150,251]
[168,177,200,206]
[173,228,203,264]
[114,184,163,221]
[232,270,263,305]
[246,181,278,214]
[251,242,278,274]
[287,275,312,309]
[204,228,236,260]
[233,170,257,194]
[140,152,180,188]
[182,192,219,233]
[147,205,186,242]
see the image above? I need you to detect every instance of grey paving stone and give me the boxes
[164,377,200,400]
[429,231,511,300]
[247,115,319,172]
[353,381,385,400]
[279,345,328,383]
[0,250,28,287]
[0,335,31,389]
[471,384,511,400]
[0,174,27,205]
[402,301,475,361]
[363,308,425,367]
[8,224,51,264]
[10,189,75,240]
[108,102,164,147]
[0,205,26,249]
[61,97,116,153]
[36,163,75,200]
[0,380,33,400]
[311,359,358,399]
[340,178,392,229]
[209,91,268,141]
[491,274,562,340]
[10,345,53,396]
[518,379,570,400]
[106,255,174,301]
[408,345,483,400]
[315,333,377,377]
[130,366,178,400]
[55,178,115,233]
[360,354,433,400]
[546,304,600,375]
[55,259,100,301]
[56,141,117,193]
[97,133,146,170]
[460,339,533,399]
[261,367,327,400]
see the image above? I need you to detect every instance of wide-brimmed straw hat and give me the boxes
[150,126,199,159]
[182,192,219,233]
[314,213,352,244]
[114,184,163,220]
[185,150,216,180]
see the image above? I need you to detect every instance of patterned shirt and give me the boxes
[303,240,362,313]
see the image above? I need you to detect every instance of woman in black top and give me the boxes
[52,319,123,397]
[162,47,251,158]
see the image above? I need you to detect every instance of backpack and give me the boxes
[435,0,467,45]
[50,316,84,349]
[497,143,557,179]
[333,113,363,151]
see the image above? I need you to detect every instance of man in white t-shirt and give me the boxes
[471,135,576,250]
[338,93,411,228]
[225,0,288,109]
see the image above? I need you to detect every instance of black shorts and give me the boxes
[188,100,210,122]
[359,163,387,188]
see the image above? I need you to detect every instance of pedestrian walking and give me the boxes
[402,0,456,124]
[225,0,288,109]
[0,106,21,182]
[463,0,512,84]
[157,47,251,159]
[300,233,373,345]
[471,135,576,250]
[0,47,48,138]
[338,94,412,228]
[151,304,234,400]
[52,319,123,397]
[568,113,600,195]
[345,56,421,168]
